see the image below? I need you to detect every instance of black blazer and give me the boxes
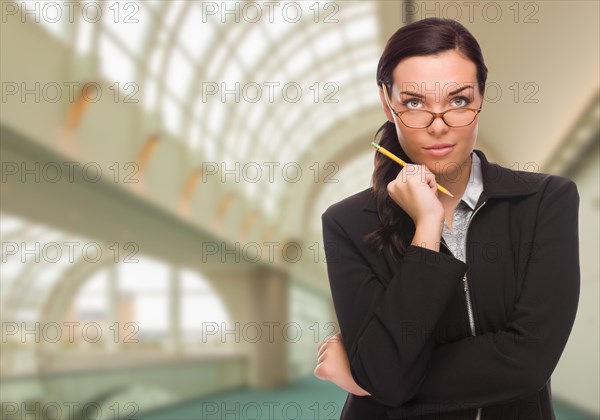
[321,149,580,420]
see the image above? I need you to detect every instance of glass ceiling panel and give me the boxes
[244,101,267,134]
[237,27,269,69]
[141,0,164,11]
[281,55,377,131]
[284,46,314,81]
[162,94,183,136]
[75,2,95,55]
[193,98,204,119]
[352,59,378,87]
[148,41,166,78]
[248,42,378,165]
[252,26,314,84]
[163,0,186,31]
[289,81,375,155]
[213,3,376,162]
[344,15,377,43]
[206,102,225,141]
[261,15,296,42]
[205,40,229,81]
[99,33,135,86]
[223,22,247,51]
[178,5,215,61]
[103,1,150,56]
[18,0,382,216]
[220,60,244,85]
[166,47,194,101]
[251,106,287,161]
[263,80,376,206]
[313,29,346,60]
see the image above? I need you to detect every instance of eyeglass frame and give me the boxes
[380,81,483,129]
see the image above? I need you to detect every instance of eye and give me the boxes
[401,98,423,109]
[451,96,471,107]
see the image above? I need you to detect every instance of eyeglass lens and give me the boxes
[401,109,477,128]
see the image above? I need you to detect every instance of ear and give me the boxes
[378,87,394,122]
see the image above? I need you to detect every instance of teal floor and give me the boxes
[137,376,595,420]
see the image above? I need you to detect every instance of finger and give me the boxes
[318,346,325,359]
[317,349,327,364]
[318,341,329,357]
[317,337,328,350]
[318,336,332,351]
[314,363,330,381]
[422,169,438,192]
[428,176,438,192]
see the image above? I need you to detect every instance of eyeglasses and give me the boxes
[381,82,482,129]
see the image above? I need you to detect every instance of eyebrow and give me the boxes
[399,85,474,99]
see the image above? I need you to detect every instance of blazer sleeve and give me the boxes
[322,208,468,406]
[387,177,581,418]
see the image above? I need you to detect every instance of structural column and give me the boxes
[246,266,289,388]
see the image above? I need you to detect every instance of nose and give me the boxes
[427,114,451,134]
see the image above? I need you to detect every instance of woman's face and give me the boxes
[379,49,483,179]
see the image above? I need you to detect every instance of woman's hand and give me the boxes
[314,332,371,396]
[387,163,444,225]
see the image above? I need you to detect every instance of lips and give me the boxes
[425,143,454,149]
[423,144,455,157]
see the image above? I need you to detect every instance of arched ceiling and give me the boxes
[24,0,600,236]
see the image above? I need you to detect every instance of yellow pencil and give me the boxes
[371,142,454,198]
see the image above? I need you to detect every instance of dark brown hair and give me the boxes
[363,17,488,262]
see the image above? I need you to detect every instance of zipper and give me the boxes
[464,274,477,336]
[441,200,487,420]
[467,201,486,420]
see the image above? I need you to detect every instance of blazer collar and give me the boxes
[363,148,539,213]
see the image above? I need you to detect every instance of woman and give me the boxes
[314,17,580,420]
